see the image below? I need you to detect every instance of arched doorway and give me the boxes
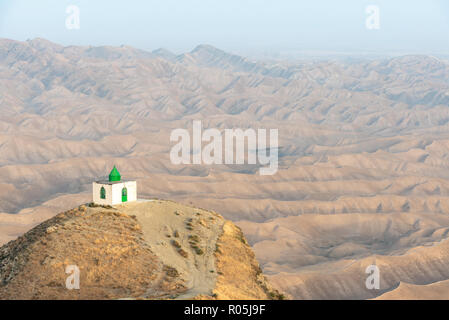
[100,186,106,199]
[122,187,127,202]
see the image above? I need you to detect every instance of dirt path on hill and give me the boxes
[117,199,225,299]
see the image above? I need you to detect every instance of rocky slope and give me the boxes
[0,200,282,300]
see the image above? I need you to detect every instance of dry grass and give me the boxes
[0,200,280,300]
[0,205,185,299]
[206,221,286,300]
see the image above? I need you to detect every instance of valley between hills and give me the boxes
[2,38,449,299]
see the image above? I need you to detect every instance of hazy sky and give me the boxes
[0,0,448,55]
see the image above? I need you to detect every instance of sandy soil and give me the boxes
[119,199,225,299]
[375,279,449,300]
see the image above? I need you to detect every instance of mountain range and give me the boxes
[2,38,449,299]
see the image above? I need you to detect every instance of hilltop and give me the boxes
[0,199,283,300]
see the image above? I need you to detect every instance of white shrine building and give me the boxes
[92,166,137,205]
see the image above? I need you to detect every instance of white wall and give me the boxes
[92,181,137,205]
[92,182,113,205]
[124,181,137,202]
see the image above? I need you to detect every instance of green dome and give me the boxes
[109,166,121,182]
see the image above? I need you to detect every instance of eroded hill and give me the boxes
[0,200,282,300]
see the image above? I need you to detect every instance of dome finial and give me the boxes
[109,165,121,182]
